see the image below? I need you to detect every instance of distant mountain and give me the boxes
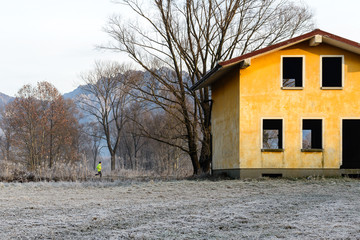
[63,85,89,100]
[63,85,97,124]
[0,92,14,109]
[0,87,83,110]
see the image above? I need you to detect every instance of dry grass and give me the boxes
[0,160,92,182]
[0,158,192,182]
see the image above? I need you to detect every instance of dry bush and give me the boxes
[0,161,28,182]
[0,158,93,182]
[35,161,92,182]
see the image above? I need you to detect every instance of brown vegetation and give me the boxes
[0,82,80,172]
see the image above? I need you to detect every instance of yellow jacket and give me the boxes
[96,163,102,172]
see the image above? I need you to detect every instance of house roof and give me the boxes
[191,29,360,91]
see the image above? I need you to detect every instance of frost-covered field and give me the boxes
[0,178,359,239]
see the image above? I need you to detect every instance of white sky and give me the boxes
[0,0,124,96]
[0,0,359,96]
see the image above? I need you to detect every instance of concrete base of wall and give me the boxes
[212,168,360,179]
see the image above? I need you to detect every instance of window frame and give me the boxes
[320,55,344,89]
[301,118,324,152]
[281,55,305,90]
[261,118,284,152]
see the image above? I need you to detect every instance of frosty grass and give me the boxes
[0,178,359,239]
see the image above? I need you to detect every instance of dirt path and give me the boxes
[0,179,359,239]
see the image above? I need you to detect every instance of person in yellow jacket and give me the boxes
[95,161,102,177]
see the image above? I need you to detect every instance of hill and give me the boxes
[0,92,13,109]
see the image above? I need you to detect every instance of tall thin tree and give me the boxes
[80,61,133,171]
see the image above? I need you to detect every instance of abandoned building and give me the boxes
[192,29,360,178]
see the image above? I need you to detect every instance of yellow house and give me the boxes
[192,29,360,178]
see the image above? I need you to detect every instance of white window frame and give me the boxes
[320,55,344,89]
[261,117,285,151]
[300,117,324,152]
[281,55,305,89]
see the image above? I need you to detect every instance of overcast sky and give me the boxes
[0,0,359,97]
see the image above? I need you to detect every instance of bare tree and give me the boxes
[80,61,134,171]
[119,102,145,170]
[2,82,80,170]
[117,105,192,175]
[0,107,14,161]
[37,82,80,168]
[88,122,103,170]
[104,0,314,174]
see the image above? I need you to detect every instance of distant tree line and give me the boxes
[78,61,191,175]
[0,0,314,177]
[0,77,191,176]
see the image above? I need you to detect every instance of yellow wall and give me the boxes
[211,69,240,169]
[212,41,360,170]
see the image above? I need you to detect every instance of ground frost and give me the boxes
[0,179,359,239]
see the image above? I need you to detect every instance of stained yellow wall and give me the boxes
[212,41,360,170]
[211,69,240,169]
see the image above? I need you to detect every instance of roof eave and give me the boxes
[191,59,250,91]
[190,64,222,91]
[322,36,360,54]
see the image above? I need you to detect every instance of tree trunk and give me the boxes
[199,131,212,173]
[188,137,200,175]
[199,96,213,173]
[5,136,10,161]
[93,148,98,170]
[111,153,116,171]
[190,152,200,175]
[49,119,53,168]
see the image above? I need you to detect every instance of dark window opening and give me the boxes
[263,119,283,149]
[262,173,283,178]
[322,57,342,87]
[302,119,322,149]
[282,57,303,87]
[342,120,360,169]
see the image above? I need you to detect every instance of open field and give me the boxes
[0,178,359,239]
